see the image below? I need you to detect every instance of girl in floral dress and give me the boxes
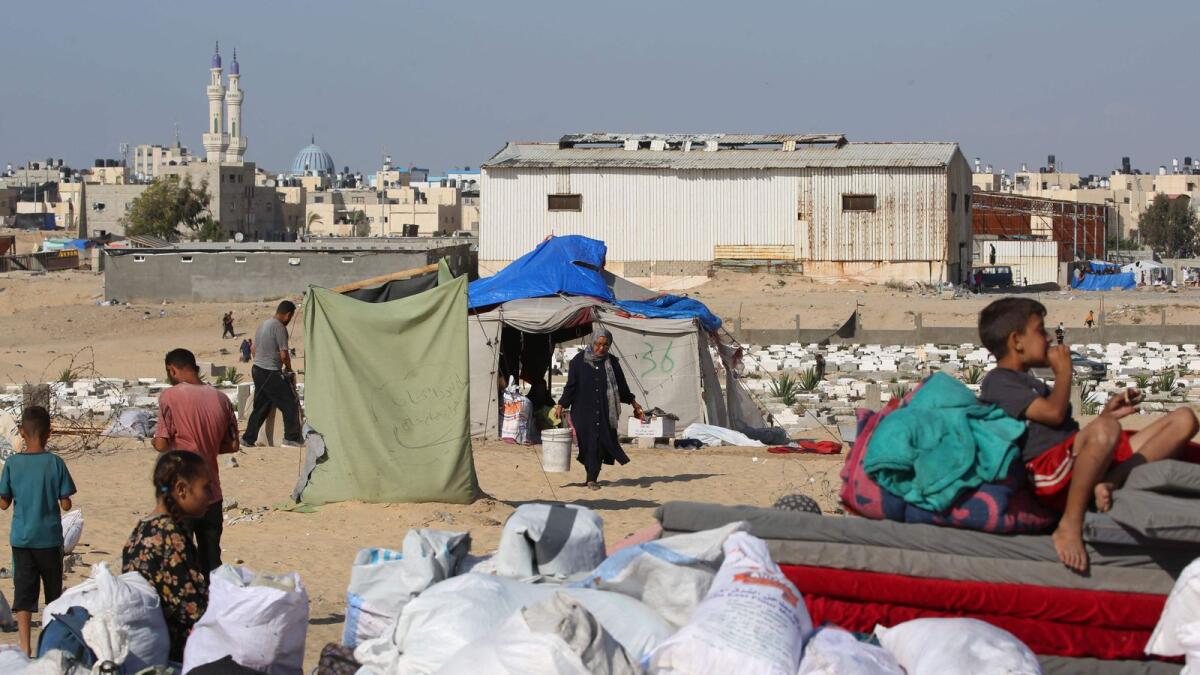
[122,450,212,662]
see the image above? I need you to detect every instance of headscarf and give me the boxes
[583,326,621,429]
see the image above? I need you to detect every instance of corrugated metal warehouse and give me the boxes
[481,133,973,283]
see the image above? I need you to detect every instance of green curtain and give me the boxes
[299,268,478,504]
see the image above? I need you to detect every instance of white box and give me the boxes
[628,417,676,438]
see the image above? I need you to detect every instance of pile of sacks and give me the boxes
[346,503,1046,675]
[0,561,310,674]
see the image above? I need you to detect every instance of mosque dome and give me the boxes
[291,140,335,175]
[211,48,221,69]
[229,52,239,76]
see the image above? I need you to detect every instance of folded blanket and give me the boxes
[865,373,1024,513]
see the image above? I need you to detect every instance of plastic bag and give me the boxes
[342,529,469,648]
[569,522,745,627]
[42,562,169,672]
[501,386,533,444]
[439,592,638,675]
[496,504,605,579]
[354,573,673,675]
[183,565,309,675]
[1148,557,1200,657]
[648,532,812,675]
[797,627,905,675]
[61,509,84,555]
[875,618,1040,675]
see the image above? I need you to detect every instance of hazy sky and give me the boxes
[3,0,1198,177]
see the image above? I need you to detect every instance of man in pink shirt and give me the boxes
[152,348,239,579]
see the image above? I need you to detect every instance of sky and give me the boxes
[2,0,1198,177]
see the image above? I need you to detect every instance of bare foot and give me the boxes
[1094,482,1116,513]
[587,481,601,491]
[1051,524,1090,574]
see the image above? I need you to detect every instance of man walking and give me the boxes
[222,312,235,339]
[153,348,239,579]
[242,301,303,447]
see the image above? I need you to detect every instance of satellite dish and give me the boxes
[234,232,244,242]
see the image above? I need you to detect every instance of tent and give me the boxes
[295,261,479,504]
[1122,259,1172,284]
[466,236,764,439]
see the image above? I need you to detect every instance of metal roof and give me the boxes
[484,140,961,171]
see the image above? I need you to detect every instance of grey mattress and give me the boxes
[1038,655,1179,675]
[657,501,1194,590]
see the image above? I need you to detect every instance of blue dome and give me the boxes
[211,49,221,69]
[291,143,335,175]
[229,54,239,76]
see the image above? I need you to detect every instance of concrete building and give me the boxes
[0,187,16,226]
[133,142,191,181]
[305,184,464,238]
[482,133,972,283]
[103,238,476,302]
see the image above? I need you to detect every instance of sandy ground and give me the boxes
[0,269,1195,666]
[0,439,845,663]
[691,269,1200,332]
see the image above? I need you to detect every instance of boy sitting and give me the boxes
[978,298,1198,573]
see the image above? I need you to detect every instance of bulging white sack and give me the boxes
[875,618,1041,675]
[797,627,905,675]
[354,573,672,675]
[648,532,812,675]
[1148,557,1200,657]
[61,509,84,555]
[182,565,309,675]
[438,591,638,675]
[42,561,169,672]
[495,504,605,579]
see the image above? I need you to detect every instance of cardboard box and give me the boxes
[628,416,676,438]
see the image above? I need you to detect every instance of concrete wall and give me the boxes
[735,308,1200,347]
[103,244,475,302]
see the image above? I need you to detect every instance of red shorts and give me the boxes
[1026,430,1137,512]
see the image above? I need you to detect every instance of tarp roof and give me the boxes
[468,235,613,309]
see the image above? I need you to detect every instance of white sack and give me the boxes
[183,565,309,675]
[1148,557,1200,657]
[797,627,905,675]
[61,509,84,555]
[648,532,812,675]
[680,423,765,448]
[438,592,638,675]
[875,618,1041,675]
[342,529,469,648]
[569,522,745,627]
[501,387,533,444]
[42,561,169,672]
[496,504,605,579]
[1179,621,1200,675]
[0,647,29,671]
[354,573,673,675]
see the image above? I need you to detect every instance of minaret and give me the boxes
[202,42,229,163]
[225,48,246,165]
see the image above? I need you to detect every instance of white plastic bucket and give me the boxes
[541,429,573,472]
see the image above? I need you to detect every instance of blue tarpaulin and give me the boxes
[1072,273,1136,291]
[1088,260,1121,273]
[468,235,614,309]
[614,295,722,332]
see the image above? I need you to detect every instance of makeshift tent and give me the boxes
[465,236,764,438]
[296,263,479,504]
[1122,259,1172,284]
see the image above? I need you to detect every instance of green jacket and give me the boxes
[864,372,1024,512]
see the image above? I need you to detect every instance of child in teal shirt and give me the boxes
[0,406,76,656]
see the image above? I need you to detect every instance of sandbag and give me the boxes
[797,627,905,675]
[569,522,745,627]
[342,529,469,648]
[875,618,1041,675]
[182,565,309,675]
[439,592,638,675]
[648,532,812,675]
[1147,557,1200,657]
[42,562,169,672]
[62,509,84,555]
[496,504,605,579]
[354,573,673,675]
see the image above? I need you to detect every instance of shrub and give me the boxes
[1079,382,1100,415]
[1134,373,1152,390]
[961,365,985,385]
[1154,370,1178,395]
[798,367,822,392]
[890,382,912,399]
[58,368,76,386]
[219,366,244,386]
[769,374,799,406]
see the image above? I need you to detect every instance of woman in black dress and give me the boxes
[555,327,645,490]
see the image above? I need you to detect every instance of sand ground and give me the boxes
[0,267,1193,665]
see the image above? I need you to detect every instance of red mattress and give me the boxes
[782,564,1164,660]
